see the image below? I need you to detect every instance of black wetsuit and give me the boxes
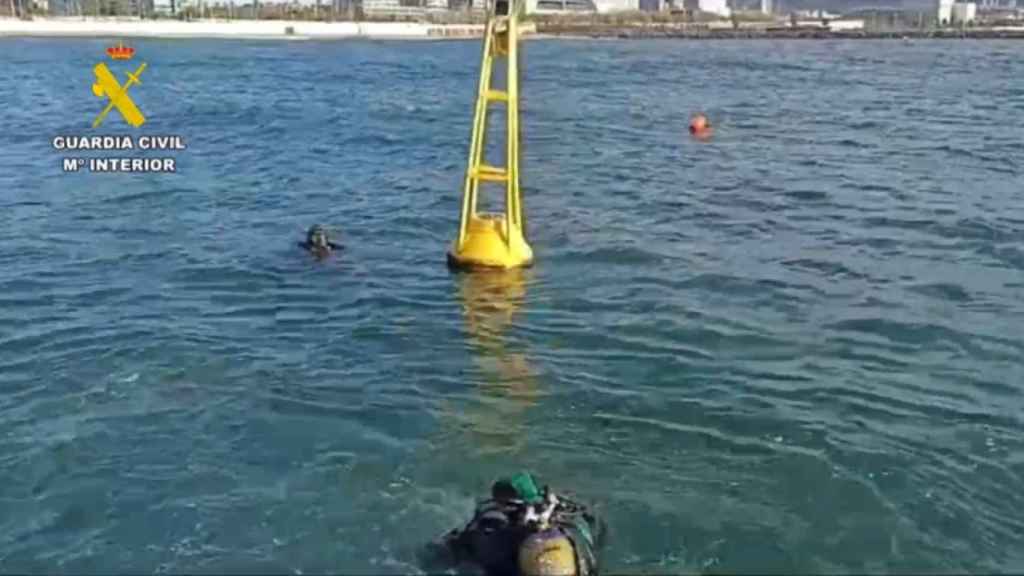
[299,241,341,250]
[441,495,604,576]
[298,241,342,259]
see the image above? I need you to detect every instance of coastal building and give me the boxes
[678,0,728,16]
[361,0,400,13]
[794,8,838,19]
[792,18,863,29]
[158,0,176,12]
[698,0,728,16]
[46,0,73,14]
[334,0,362,17]
[167,0,199,13]
[591,0,634,10]
[524,0,599,12]
[951,1,977,21]
[849,7,934,29]
[47,0,152,14]
[357,0,488,16]
[124,0,153,15]
[936,0,954,23]
[827,18,864,30]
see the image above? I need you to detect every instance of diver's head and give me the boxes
[307,224,330,250]
[518,529,577,576]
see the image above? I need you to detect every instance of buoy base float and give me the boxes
[448,213,533,270]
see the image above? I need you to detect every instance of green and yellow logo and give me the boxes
[92,42,147,128]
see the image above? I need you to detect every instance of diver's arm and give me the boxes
[441,525,480,567]
[328,242,343,250]
[418,529,465,572]
[594,513,608,549]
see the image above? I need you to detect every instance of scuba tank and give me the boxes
[516,478,599,576]
[519,529,577,576]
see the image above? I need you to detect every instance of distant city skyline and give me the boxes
[40,0,1020,16]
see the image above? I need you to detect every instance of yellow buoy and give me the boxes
[448,0,533,270]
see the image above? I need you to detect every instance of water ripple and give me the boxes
[0,37,1022,573]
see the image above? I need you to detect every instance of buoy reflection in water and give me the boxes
[449,269,541,456]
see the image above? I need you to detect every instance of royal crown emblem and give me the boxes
[106,42,135,61]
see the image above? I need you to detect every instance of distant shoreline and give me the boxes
[2,16,1023,41]
[534,25,1024,40]
[0,17,492,40]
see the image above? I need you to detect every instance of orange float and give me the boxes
[689,113,713,140]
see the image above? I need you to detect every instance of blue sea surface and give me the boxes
[0,37,1022,573]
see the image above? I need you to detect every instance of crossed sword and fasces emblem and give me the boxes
[92,61,147,128]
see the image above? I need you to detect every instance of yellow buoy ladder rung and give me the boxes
[473,164,509,182]
[485,89,509,102]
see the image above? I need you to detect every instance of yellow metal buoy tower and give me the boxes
[447,0,533,270]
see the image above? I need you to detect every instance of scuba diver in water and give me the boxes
[428,472,604,576]
[299,224,342,258]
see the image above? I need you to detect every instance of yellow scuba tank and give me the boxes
[518,529,577,576]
